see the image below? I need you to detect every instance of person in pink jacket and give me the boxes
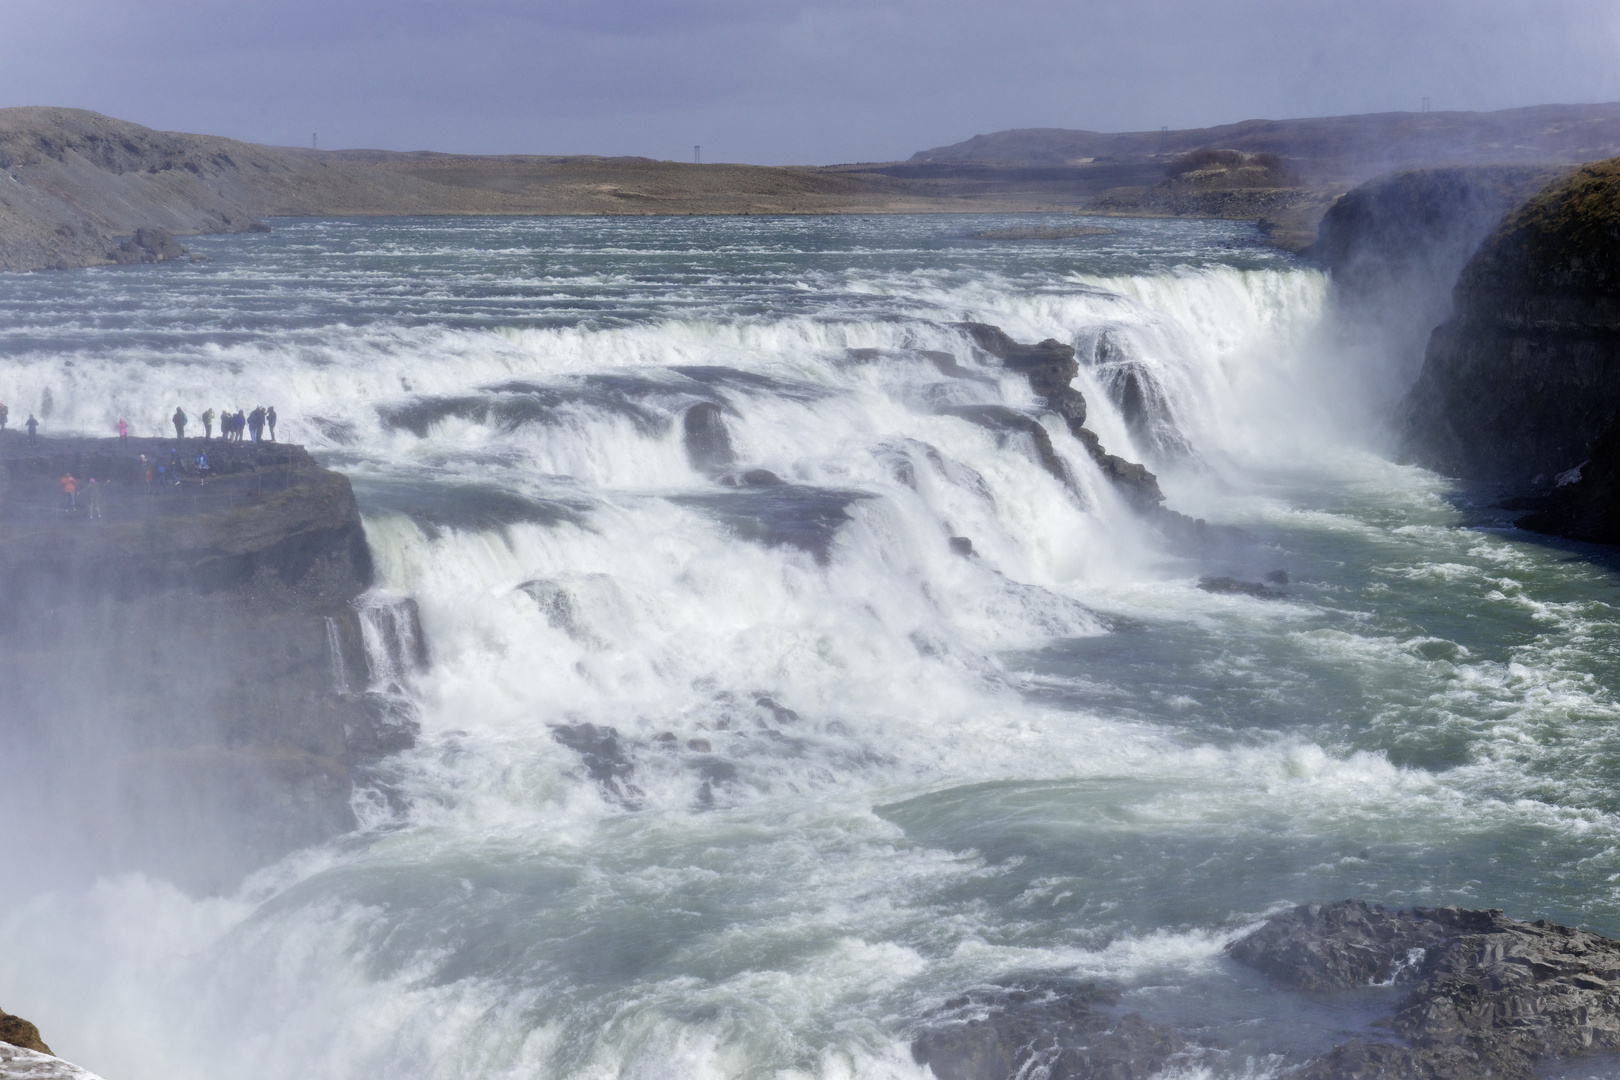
[117,417,129,445]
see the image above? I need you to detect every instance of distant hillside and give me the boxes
[0,108,1058,272]
[911,103,1620,181]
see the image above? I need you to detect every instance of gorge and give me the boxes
[4,126,1620,1080]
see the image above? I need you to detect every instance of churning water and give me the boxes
[3,214,1620,1080]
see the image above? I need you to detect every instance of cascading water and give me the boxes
[3,215,1619,1080]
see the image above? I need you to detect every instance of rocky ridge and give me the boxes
[0,434,422,889]
[0,108,1081,273]
[911,901,1620,1080]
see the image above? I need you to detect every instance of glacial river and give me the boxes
[2,215,1619,1079]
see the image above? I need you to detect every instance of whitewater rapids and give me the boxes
[2,214,1618,1080]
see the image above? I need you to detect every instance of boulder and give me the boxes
[1228,900,1620,1078]
[910,978,1181,1080]
[110,226,187,264]
[683,402,734,473]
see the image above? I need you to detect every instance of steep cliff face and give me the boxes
[1308,166,1560,420]
[1399,160,1620,487]
[0,436,420,890]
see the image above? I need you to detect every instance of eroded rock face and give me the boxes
[1399,159,1620,490]
[0,436,421,889]
[1228,900,1620,1079]
[0,1009,51,1055]
[957,322,1167,512]
[910,979,1181,1080]
[683,401,734,473]
[1516,413,1620,542]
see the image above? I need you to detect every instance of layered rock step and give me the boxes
[0,434,421,890]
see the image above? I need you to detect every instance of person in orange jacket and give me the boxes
[60,473,77,511]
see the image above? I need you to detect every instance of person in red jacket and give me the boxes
[60,473,77,512]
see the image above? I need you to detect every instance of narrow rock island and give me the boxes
[0,433,421,890]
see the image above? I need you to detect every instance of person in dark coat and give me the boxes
[266,406,277,441]
[0,402,8,430]
[25,414,38,444]
[173,407,187,440]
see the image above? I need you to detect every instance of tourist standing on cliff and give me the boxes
[117,418,129,445]
[0,402,8,431]
[267,406,277,441]
[173,407,187,440]
[60,474,76,512]
[248,406,265,443]
[202,408,215,439]
[26,414,38,444]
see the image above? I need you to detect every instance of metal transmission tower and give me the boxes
[694,145,701,164]
[1422,97,1430,113]
[313,133,318,149]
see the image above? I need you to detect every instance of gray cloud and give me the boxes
[3,0,1618,163]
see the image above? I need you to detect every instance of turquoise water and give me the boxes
[0,214,1616,1079]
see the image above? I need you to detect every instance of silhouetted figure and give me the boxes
[60,474,76,512]
[117,417,129,444]
[266,406,277,441]
[248,406,265,443]
[0,402,8,431]
[25,414,37,444]
[202,408,215,439]
[173,407,187,439]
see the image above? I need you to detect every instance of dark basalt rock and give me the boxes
[1515,413,1620,543]
[0,435,421,889]
[0,1008,51,1055]
[910,978,1181,1080]
[948,535,974,557]
[550,723,642,805]
[1228,900,1620,1079]
[111,225,187,263]
[957,322,1168,513]
[1399,159,1620,492]
[938,404,1069,486]
[684,401,735,473]
[1197,575,1285,598]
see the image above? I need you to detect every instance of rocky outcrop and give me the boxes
[1228,900,1620,1079]
[1307,166,1561,416]
[910,978,1181,1080]
[683,401,735,473]
[110,226,187,264]
[0,1011,50,1056]
[1399,159,1620,489]
[959,322,1167,512]
[1515,412,1620,542]
[0,435,420,889]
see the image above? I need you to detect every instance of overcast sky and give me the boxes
[4,0,1619,164]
